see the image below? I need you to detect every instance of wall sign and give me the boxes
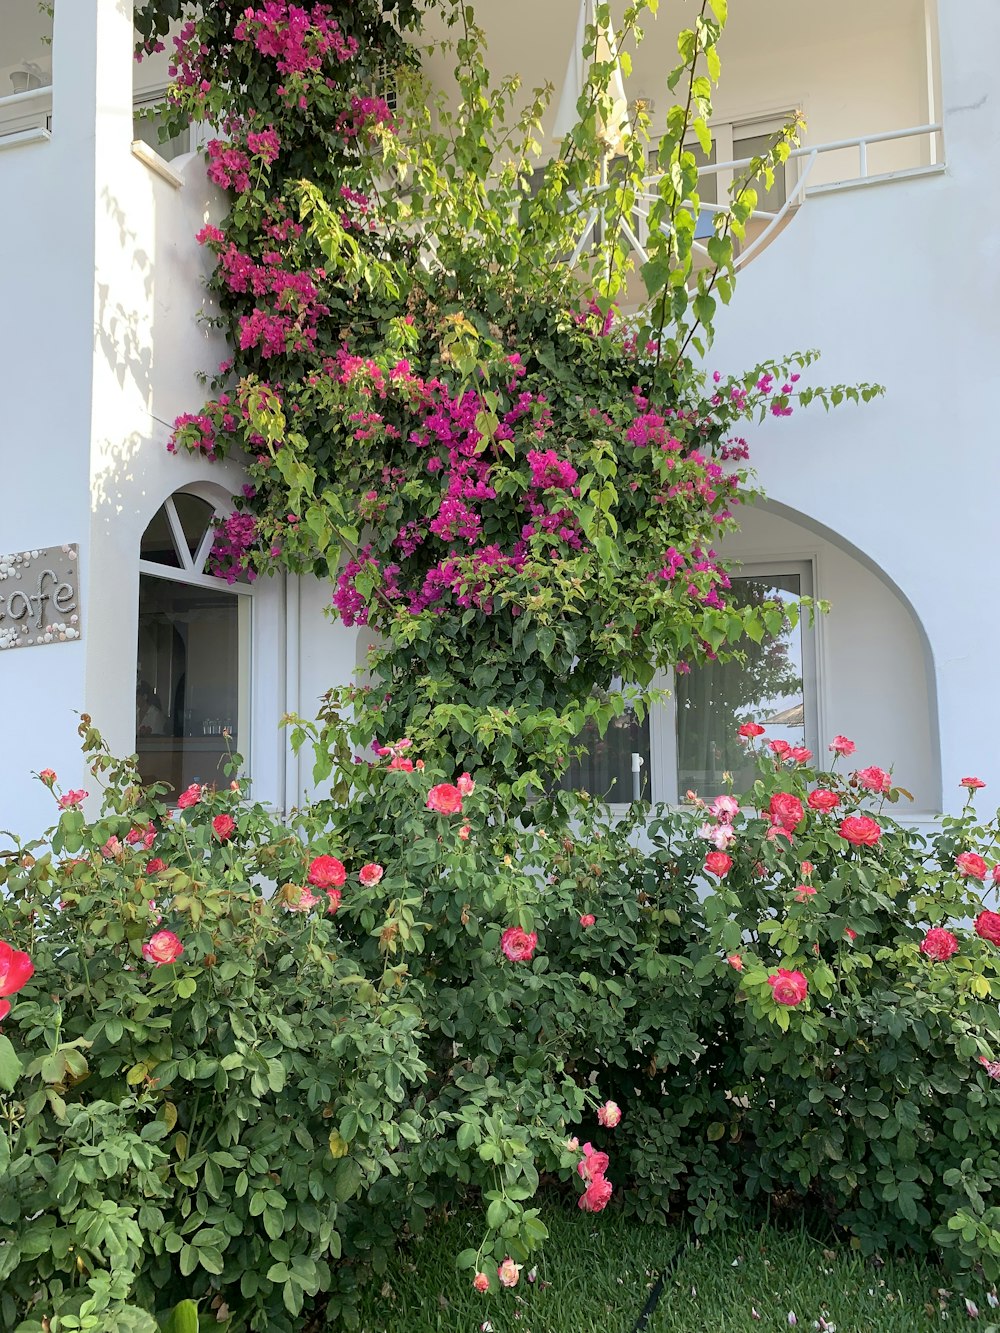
[0,545,81,650]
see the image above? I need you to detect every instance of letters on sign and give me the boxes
[0,545,81,650]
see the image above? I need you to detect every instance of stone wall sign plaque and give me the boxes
[0,545,81,650]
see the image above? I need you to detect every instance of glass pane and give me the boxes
[675,573,804,798]
[135,574,248,799]
[139,505,182,568]
[733,130,788,210]
[172,493,214,562]
[561,681,652,803]
[133,106,190,162]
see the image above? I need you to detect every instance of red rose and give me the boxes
[500,926,537,962]
[146,858,166,875]
[212,814,236,841]
[0,940,34,997]
[961,777,986,790]
[807,788,839,813]
[579,913,596,927]
[855,766,892,794]
[176,783,202,809]
[838,815,881,846]
[956,852,989,880]
[426,783,463,815]
[920,927,958,961]
[307,855,346,889]
[767,969,808,1006]
[768,792,804,833]
[704,851,733,878]
[738,722,765,738]
[975,911,1000,946]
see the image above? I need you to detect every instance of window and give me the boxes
[133,94,192,162]
[136,492,251,799]
[560,563,816,805]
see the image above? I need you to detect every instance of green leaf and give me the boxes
[0,1035,22,1093]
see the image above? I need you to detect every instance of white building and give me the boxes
[0,0,992,834]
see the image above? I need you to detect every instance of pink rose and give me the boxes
[709,795,740,822]
[738,722,765,738]
[844,928,857,941]
[579,913,596,927]
[387,755,414,771]
[578,1173,613,1212]
[727,954,744,971]
[768,792,805,833]
[359,862,384,886]
[501,926,537,962]
[807,789,839,813]
[920,927,958,961]
[957,852,989,880]
[839,815,882,847]
[800,861,815,876]
[426,783,463,815]
[212,814,236,841]
[325,888,342,915]
[767,969,808,1006]
[699,820,736,850]
[975,911,1000,946]
[769,739,792,759]
[58,789,88,809]
[473,1272,490,1294]
[176,783,202,809]
[855,766,892,794]
[458,823,471,840]
[284,886,320,913]
[597,1100,621,1128]
[961,777,986,790]
[0,940,34,997]
[142,930,184,966]
[577,1143,610,1180]
[789,747,812,764]
[308,855,346,888]
[101,837,122,859]
[497,1258,521,1288]
[792,885,816,903]
[829,735,856,756]
[704,851,733,878]
[456,772,475,796]
[38,768,57,787]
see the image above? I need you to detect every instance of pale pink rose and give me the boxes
[456,772,475,796]
[800,861,815,876]
[855,765,892,794]
[956,852,989,880]
[359,862,384,886]
[829,735,856,756]
[473,1272,490,1294]
[38,768,57,787]
[427,783,463,815]
[497,1258,521,1288]
[501,926,537,962]
[709,794,740,822]
[566,1136,580,1151]
[578,1174,613,1212]
[58,789,88,809]
[101,836,122,859]
[142,930,183,966]
[767,969,808,1006]
[459,823,471,840]
[579,913,596,927]
[727,954,744,971]
[325,888,342,915]
[284,886,320,913]
[176,783,202,809]
[597,1100,621,1128]
[699,821,736,850]
[920,927,959,961]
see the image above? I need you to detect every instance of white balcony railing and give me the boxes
[0,85,52,147]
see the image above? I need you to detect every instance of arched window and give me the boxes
[136,490,252,798]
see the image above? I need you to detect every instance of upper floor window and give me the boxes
[0,0,54,141]
[136,492,251,799]
[133,93,192,163]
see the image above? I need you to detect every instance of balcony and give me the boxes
[0,0,53,146]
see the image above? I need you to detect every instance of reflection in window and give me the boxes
[676,573,805,796]
[133,99,192,162]
[136,494,251,799]
[561,680,652,803]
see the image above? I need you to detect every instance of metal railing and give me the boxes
[0,84,53,141]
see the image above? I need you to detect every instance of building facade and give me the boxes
[0,0,994,836]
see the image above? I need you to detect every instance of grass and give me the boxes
[352,1204,997,1333]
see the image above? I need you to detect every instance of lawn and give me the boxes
[354,1205,996,1333]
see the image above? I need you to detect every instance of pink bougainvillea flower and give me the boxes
[146,858,166,875]
[578,1173,613,1212]
[176,783,202,809]
[767,969,808,1006]
[855,765,892,794]
[212,813,236,841]
[284,886,320,913]
[308,855,346,889]
[957,852,989,880]
[709,794,740,822]
[597,1100,622,1128]
[920,927,959,961]
[704,851,733,878]
[577,1142,610,1180]
[497,1258,522,1288]
[961,777,986,790]
[473,1272,490,1294]
[38,768,57,787]
[738,722,765,738]
[839,815,882,847]
[0,941,34,997]
[829,735,856,756]
[768,792,805,833]
[975,910,1000,946]
[58,789,88,809]
[807,788,839,813]
[142,930,183,966]
[456,772,475,796]
[792,885,816,904]
[426,783,463,815]
[325,888,342,915]
[359,862,384,886]
[727,954,744,971]
[501,926,537,962]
